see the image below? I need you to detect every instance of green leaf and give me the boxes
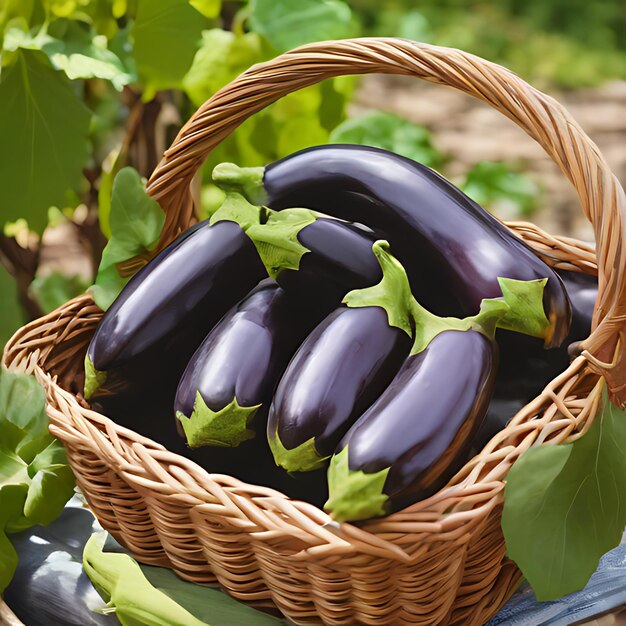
[459,161,540,218]
[502,389,626,601]
[89,167,165,311]
[0,50,91,234]
[132,0,208,96]
[0,369,74,590]
[189,0,221,19]
[183,29,265,107]
[343,240,414,338]
[23,466,75,525]
[140,565,285,625]
[249,0,357,53]
[0,368,48,448]
[27,438,68,475]
[3,21,134,89]
[0,265,24,354]
[84,532,285,625]
[325,446,391,522]
[0,526,19,593]
[30,272,88,313]
[0,0,35,41]
[0,485,27,592]
[98,144,128,239]
[177,392,260,449]
[329,112,445,169]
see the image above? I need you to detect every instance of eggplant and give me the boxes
[323,271,517,522]
[268,242,413,472]
[209,193,382,307]
[276,217,382,305]
[326,329,497,522]
[213,146,571,347]
[557,268,597,344]
[174,280,323,448]
[85,218,266,399]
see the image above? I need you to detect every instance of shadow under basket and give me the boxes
[4,38,626,626]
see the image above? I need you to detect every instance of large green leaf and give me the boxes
[0,50,91,234]
[502,389,626,601]
[3,21,134,89]
[0,368,75,591]
[89,167,164,311]
[329,111,444,168]
[183,29,266,107]
[0,266,24,354]
[249,0,357,53]
[132,0,207,97]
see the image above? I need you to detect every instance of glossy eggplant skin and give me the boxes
[264,145,571,345]
[268,306,412,469]
[175,280,320,419]
[557,269,597,344]
[87,220,266,383]
[330,329,496,519]
[276,217,382,306]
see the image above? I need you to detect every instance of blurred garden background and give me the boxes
[1,0,625,352]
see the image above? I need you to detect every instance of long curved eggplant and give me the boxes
[85,218,266,399]
[213,146,571,346]
[326,329,497,522]
[175,280,322,448]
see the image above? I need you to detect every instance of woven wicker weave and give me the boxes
[3,38,626,625]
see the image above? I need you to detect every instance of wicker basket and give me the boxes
[3,38,626,626]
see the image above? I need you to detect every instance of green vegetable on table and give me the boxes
[83,532,285,626]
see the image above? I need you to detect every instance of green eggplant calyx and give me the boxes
[245,208,317,280]
[177,392,259,449]
[84,354,107,400]
[212,162,267,206]
[209,190,265,230]
[343,240,414,338]
[496,277,551,341]
[267,429,328,473]
[325,446,391,523]
[466,296,512,340]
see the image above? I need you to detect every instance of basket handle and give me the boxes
[146,37,626,407]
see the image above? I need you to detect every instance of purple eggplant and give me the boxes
[323,269,516,522]
[213,146,571,347]
[209,193,382,307]
[326,329,497,522]
[85,219,266,399]
[267,242,413,472]
[174,280,322,448]
[557,269,597,344]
